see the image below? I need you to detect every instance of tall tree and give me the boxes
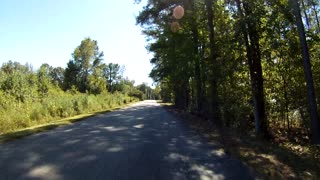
[190,0,205,113]
[64,37,104,93]
[136,0,320,143]
[64,60,80,90]
[37,63,52,97]
[205,0,222,125]
[234,0,269,138]
[291,0,320,144]
[103,63,123,92]
[49,67,65,88]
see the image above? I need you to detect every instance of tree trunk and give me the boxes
[174,79,189,110]
[205,0,221,125]
[194,34,203,113]
[291,0,320,144]
[235,0,269,138]
[281,74,290,132]
[191,1,203,113]
[248,40,268,138]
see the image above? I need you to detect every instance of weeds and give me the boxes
[0,89,138,135]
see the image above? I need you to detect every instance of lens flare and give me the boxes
[173,5,184,19]
[170,21,180,32]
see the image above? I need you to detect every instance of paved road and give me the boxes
[0,100,255,180]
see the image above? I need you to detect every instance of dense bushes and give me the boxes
[0,58,145,135]
[0,88,137,134]
[0,37,157,134]
[0,59,140,135]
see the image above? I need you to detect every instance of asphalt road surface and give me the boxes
[0,100,255,180]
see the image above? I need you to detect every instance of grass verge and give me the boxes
[0,102,138,144]
[162,104,320,179]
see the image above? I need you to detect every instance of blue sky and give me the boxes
[0,0,154,86]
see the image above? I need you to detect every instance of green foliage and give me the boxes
[64,37,105,93]
[0,86,137,134]
[103,63,123,92]
[0,62,37,103]
[0,36,143,134]
[50,66,64,88]
[137,0,320,142]
[134,82,159,100]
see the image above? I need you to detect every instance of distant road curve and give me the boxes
[0,100,255,180]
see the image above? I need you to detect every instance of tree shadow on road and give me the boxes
[0,103,255,180]
[164,105,320,179]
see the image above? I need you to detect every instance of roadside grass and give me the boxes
[162,104,320,179]
[0,102,137,144]
[0,89,138,135]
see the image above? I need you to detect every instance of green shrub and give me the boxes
[30,108,42,121]
[0,86,138,135]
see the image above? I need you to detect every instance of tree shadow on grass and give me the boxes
[236,138,320,179]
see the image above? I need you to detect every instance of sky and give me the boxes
[0,0,154,86]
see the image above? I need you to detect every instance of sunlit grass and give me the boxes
[0,100,138,144]
[0,89,138,133]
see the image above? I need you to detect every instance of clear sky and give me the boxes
[0,0,154,86]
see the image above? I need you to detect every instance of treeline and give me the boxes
[0,37,158,134]
[136,0,320,144]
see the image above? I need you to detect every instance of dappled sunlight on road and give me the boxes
[27,164,61,180]
[0,100,254,180]
[166,153,190,162]
[103,126,128,132]
[107,146,124,152]
[190,164,224,180]
[133,124,144,129]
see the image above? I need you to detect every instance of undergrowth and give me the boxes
[0,88,137,135]
[164,104,320,179]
